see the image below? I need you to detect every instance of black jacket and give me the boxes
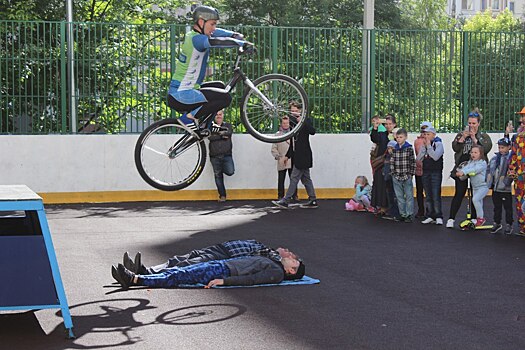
[208,122,233,157]
[286,118,316,169]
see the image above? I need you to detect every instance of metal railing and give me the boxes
[1,21,524,134]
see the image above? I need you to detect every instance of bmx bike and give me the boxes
[134,46,309,191]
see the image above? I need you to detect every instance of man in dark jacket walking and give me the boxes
[209,109,234,202]
[112,255,304,289]
[272,101,318,209]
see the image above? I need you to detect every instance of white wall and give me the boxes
[0,133,506,194]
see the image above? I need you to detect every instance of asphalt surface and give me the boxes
[1,198,525,350]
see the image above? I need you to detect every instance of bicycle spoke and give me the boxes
[135,122,206,190]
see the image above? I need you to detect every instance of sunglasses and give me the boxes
[468,112,479,117]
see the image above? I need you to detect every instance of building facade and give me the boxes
[447,0,525,19]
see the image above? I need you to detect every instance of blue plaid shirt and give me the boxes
[221,240,282,262]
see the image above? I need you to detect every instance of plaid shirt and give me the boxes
[221,240,282,262]
[390,142,416,181]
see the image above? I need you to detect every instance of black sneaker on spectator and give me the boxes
[404,216,413,223]
[504,224,513,235]
[300,200,318,209]
[272,199,289,208]
[490,223,503,234]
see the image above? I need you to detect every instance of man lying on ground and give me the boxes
[122,239,300,275]
[111,255,304,289]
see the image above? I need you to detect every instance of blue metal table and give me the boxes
[0,185,74,338]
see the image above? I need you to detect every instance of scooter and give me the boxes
[459,175,492,231]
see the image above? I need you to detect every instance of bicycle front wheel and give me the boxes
[240,74,308,143]
[134,119,206,191]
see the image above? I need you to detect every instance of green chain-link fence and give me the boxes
[1,21,524,134]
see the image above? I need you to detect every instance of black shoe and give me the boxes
[300,200,318,209]
[123,252,135,271]
[111,264,135,289]
[382,215,396,221]
[133,252,142,274]
[404,216,413,223]
[272,199,289,208]
[504,224,513,235]
[490,223,503,234]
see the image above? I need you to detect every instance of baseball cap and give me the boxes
[424,127,437,134]
[497,137,511,146]
[420,121,433,129]
[516,107,525,115]
[387,140,397,148]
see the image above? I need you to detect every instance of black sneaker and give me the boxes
[490,223,503,234]
[300,200,318,209]
[404,216,413,223]
[504,224,513,235]
[111,263,135,289]
[272,199,289,208]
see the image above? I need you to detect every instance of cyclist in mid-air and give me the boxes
[167,5,253,136]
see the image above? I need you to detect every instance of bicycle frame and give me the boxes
[169,53,277,159]
[224,55,275,108]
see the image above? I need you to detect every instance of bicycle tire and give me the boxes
[240,74,308,143]
[134,118,206,191]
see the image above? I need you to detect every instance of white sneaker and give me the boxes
[435,218,443,225]
[421,217,435,224]
[446,219,455,228]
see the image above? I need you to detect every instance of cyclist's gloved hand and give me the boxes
[241,42,257,55]
[232,32,244,40]
[211,122,228,134]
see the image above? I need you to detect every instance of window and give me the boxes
[509,1,515,12]
[482,0,487,9]
[493,0,500,9]
[462,0,474,10]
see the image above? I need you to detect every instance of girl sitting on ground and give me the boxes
[345,176,372,212]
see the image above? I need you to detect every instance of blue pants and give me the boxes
[139,260,231,288]
[392,177,414,218]
[472,185,489,219]
[210,155,235,197]
[422,171,443,219]
[385,178,400,217]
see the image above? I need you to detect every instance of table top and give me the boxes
[0,185,42,201]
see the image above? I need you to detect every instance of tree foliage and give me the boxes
[399,0,451,30]
[220,0,402,28]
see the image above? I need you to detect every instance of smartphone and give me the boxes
[463,125,470,133]
[508,120,513,128]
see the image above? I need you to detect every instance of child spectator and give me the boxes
[487,137,514,234]
[455,145,489,227]
[345,176,372,211]
[414,121,433,217]
[390,128,416,222]
[271,117,297,201]
[416,127,444,225]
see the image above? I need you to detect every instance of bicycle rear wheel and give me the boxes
[240,74,308,143]
[134,119,206,191]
